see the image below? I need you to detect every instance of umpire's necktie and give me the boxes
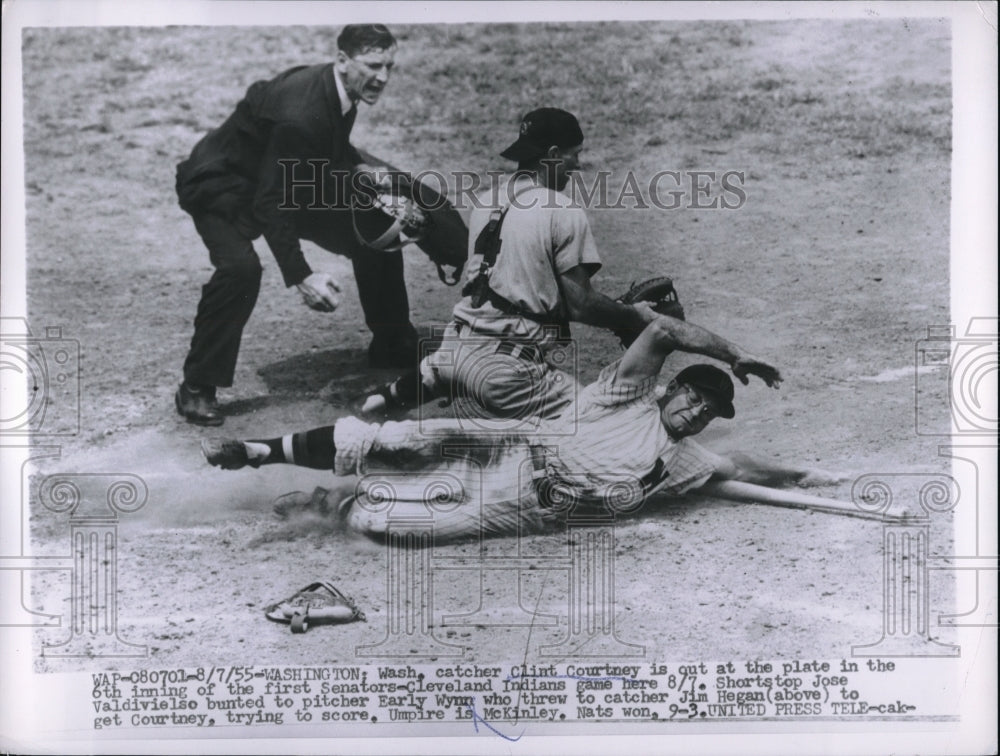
[344,104,357,133]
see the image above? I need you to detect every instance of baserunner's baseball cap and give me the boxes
[500,108,584,162]
[675,364,736,419]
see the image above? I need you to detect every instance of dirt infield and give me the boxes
[20,18,954,671]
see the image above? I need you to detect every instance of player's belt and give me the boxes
[453,320,543,364]
[528,447,669,511]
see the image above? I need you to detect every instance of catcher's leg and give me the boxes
[451,354,578,422]
[360,338,454,415]
[361,367,423,415]
[201,424,337,470]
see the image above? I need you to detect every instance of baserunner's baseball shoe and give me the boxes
[272,487,332,519]
[201,439,261,470]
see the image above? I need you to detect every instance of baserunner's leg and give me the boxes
[201,425,337,470]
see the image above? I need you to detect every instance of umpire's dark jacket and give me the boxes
[176,63,359,287]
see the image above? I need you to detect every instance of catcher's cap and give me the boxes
[675,364,736,419]
[500,108,584,162]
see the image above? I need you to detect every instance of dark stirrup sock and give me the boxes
[248,424,337,469]
[388,368,422,407]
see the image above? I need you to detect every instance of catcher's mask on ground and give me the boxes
[351,192,431,252]
[659,364,735,439]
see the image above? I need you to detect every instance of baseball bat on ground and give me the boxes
[698,480,906,522]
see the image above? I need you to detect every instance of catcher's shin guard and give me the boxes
[361,369,421,415]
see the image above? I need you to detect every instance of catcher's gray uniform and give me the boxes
[417,177,600,421]
[343,359,721,540]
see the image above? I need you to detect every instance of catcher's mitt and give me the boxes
[614,277,685,348]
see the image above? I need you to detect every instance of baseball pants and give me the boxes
[182,210,421,387]
[420,322,580,423]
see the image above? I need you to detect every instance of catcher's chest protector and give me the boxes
[460,205,570,335]
[464,206,508,308]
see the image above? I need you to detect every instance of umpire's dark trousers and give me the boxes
[182,210,413,388]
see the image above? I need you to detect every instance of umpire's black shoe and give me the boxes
[175,382,223,426]
[201,439,261,470]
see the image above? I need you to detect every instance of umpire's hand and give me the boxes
[296,272,342,312]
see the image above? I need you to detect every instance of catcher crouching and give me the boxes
[202,319,842,541]
[360,108,675,422]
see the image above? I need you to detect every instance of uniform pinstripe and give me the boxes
[344,359,720,539]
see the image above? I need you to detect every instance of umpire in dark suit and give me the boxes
[174,24,466,425]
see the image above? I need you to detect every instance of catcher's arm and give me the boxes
[616,316,783,388]
[612,276,686,348]
[558,266,653,332]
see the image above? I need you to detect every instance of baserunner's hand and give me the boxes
[731,354,783,388]
[797,468,850,487]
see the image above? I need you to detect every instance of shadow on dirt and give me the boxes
[247,347,408,414]
[220,394,276,416]
[616,493,707,523]
[258,348,370,393]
